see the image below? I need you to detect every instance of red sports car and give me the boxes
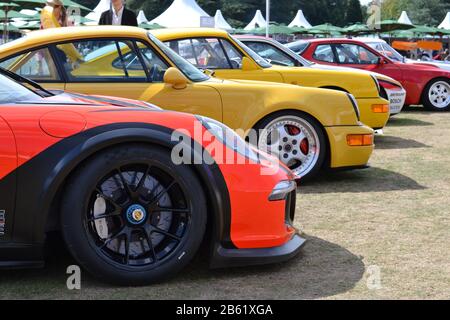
[288,38,450,111]
[0,68,304,285]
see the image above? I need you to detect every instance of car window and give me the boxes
[166,39,197,65]
[381,43,404,62]
[110,41,169,82]
[244,41,296,66]
[313,44,336,63]
[231,36,272,68]
[0,48,60,81]
[166,38,236,69]
[138,43,170,82]
[286,41,308,54]
[54,39,150,82]
[0,73,43,104]
[335,43,379,64]
[148,32,209,82]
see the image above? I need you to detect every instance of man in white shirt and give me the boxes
[99,0,138,27]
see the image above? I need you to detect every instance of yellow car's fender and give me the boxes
[270,66,380,97]
[201,78,359,132]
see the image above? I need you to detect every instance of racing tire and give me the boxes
[61,144,207,286]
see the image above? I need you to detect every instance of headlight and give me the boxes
[196,116,260,163]
[268,180,297,201]
[347,93,361,121]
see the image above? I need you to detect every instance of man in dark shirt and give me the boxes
[99,0,138,27]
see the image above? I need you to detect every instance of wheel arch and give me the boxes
[11,123,232,256]
[421,76,450,104]
[319,86,350,93]
[46,140,232,254]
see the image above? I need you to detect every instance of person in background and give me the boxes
[434,49,449,61]
[99,0,138,27]
[40,0,83,68]
[40,0,68,29]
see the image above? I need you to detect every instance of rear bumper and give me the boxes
[210,233,306,268]
[326,124,374,169]
[356,97,390,129]
[385,88,407,115]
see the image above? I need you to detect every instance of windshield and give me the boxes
[283,45,314,66]
[0,73,42,104]
[286,41,309,55]
[231,36,272,68]
[367,42,404,62]
[148,32,209,82]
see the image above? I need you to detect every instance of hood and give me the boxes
[267,64,381,98]
[396,60,448,72]
[309,63,362,73]
[43,91,162,110]
[406,59,450,72]
[308,63,402,88]
[218,78,296,88]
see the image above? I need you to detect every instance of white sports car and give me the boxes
[356,37,450,72]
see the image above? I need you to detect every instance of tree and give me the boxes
[406,0,450,26]
[382,0,450,25]
[317,0,349,26]
[127,0,173,21]
[346,0,363,24]
[381,0,409,20]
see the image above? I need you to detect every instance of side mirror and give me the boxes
[378,56,386,65]
[241,57,259,71]
[163,67,188,89]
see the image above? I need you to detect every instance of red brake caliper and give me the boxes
[300,139,309,155]
[287,125,309,155]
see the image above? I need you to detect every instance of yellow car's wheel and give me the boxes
[256,111,327,180]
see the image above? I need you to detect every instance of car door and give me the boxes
[165,37,284,83]
[333,42,403,81]
[0,115,17,242]
[59,38,223,121]
[0,47,65,91]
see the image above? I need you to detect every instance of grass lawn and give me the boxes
[1,107,449,299]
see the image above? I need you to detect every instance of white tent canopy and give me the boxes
[214,10,233,30]
[288,10,311,28]
[85,0,111,24]
[244,10,267,30]
[150,0,210,28]
[398,11,413,25]
[438,12,450,30]
[137,10,149,24]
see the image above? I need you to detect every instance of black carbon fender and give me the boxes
[9,122,234,260]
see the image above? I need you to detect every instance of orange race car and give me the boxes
[0,68,304,285]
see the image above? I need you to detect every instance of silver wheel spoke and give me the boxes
[259,116,321,177]
[429,81,450,109]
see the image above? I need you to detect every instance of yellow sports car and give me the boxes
[153,28,398,130]
[0,26,374,179]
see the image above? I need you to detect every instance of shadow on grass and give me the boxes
[375,135,431,149]
[0,235,364,299]
[299,167,426,194]
[387,117,434,127]
[170,234,365,300]
[401,105,429,113]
